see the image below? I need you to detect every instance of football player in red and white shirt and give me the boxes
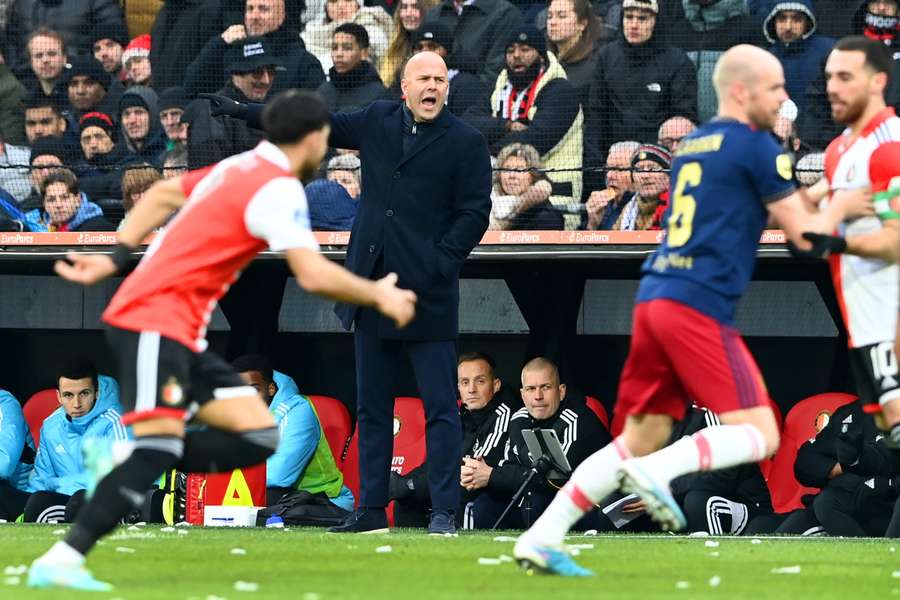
[28,90,417,592]
[801,37,900,449]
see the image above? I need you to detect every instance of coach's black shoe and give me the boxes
[327,508,389,534]
[427,510,457,536]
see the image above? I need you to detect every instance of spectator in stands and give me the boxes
[91,24,130,82]
[612,142,669,231]
[21,136,65,211]
[489,143,560,231]
[326,152,361,199]
[0,51,27,146]
[117,86,165,163]
[302,0,393,73]
[0,389,34,522]
[379,0,438,90]
[464,24,583,227]
[487,357,610,528]
[317,24,389,112]
[185,0,325,97]
[587,0,697,157]
[161,144,188,179]
[24,360,127,523]
[800,1,900,150]
[149,0,228,91]
[0,131,32,203]
[305,179,358,230]
[546,0,604,101]
[391,351,521,529]
[3,0,125,69]
[78,112,129,203]
[672,407,773,535]
[123,34,152,87]
[584,140,638,231]
[65,57,119,121]
[23,93,66,145]
[223,38,281,103]
[232,355,355,514]
[26,169,115,231]
[425,0,522,83]
[118,164,161,229]
[407,23,487,117]
[763,1,835,113]
[21,28,68,107]
[158,87,188,151]
[657,116,695,154]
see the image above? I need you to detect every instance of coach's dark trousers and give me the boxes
[354,311,461,513]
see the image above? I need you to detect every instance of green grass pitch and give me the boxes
[0,524,898,599]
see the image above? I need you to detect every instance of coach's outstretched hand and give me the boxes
[788,232,848,259]
[374,272,417,329]
[54,253,118,285]
[198,93,247,119]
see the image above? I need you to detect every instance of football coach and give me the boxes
[327,52,491,535]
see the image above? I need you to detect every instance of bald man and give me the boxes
[513,45,872,576]
[323,51,491,536]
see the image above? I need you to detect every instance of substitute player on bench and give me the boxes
[513,45,871,576]
[27,90,417,592]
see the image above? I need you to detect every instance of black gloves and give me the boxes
[787,232,847,259]
[198,93,248,119]
[388,471,414,501]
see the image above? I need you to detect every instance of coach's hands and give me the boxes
[835,424,864,469]
[787,232,847,259]
[199,93,248,119]
[54,252,118,285]
[374,272,417,328]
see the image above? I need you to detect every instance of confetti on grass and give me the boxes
[375,545,392,553]
[771,566,801,575]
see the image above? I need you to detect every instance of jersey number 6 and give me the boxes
[668,162,702,248]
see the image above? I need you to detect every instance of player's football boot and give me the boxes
[617,459,686,532]
[27,562,113,592]
[513,537,594,577]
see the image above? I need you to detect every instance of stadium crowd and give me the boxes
[0,0,899,537]
[0,0,895,232]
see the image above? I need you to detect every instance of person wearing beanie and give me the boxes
[406,21,488,116]
[123,34,152,87]
[612,142,671,231]
[66,56,120,120]
[425,0,523,83]
[157,87,188,149]
[464,22,584,228]
[91,22,131,79]
[21,136,68,212]
[317,23,389,113]
[586,0,697,158]
[77,111,129,203]
[184,0,324,98]
[116,86,165,161]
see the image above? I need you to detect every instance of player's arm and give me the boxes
[53,175,192,286]
[285,248,415,328]
[843,219,900,262]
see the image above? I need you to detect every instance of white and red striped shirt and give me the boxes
[824,107,900,348]
[103,141,319,351]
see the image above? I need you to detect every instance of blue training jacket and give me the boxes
[0,390,34,491]
[28,375,129,496]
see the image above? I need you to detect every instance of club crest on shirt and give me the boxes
[393,416,402,437]
[162,377,184,406]
[814,410,831,433]
[776,154,793,180]
[846,165,857,183]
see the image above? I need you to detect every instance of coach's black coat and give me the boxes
[330,100,492,340]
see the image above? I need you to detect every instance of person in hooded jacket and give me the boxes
[116,86,165,164]
[305,179,358,230]
[317,24,389,113]
[24,362,128,523]
[76,111,129,204]
[184,0,325,98]
[25,169,115,232]
[763,0,835,112]
[0,390,35,522]
[302,0,392,73]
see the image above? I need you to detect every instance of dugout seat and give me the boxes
[764,392,857,513]
[341,396,427,525]
[23,389,59,448]
[308,395,352,469]
[584,396,610,431]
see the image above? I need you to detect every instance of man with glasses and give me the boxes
[657,116,696,154]
[584,140,639,230]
